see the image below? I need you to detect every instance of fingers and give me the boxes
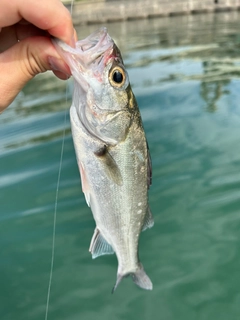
[0,26,18,53]
[0,24,47,52]
[0,0,77,111]
[0,0,75,46]
[0,36,71,112]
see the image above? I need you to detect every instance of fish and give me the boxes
[52,27,154,292]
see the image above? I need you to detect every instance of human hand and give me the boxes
[0,0,76,112]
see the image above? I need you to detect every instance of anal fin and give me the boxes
[89,228,114,259]
[142,207,154,231]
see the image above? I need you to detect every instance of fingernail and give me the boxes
[66,32,76,48]
[69,33,76,48]
[48,56,71,76]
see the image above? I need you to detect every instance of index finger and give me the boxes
[0,0,75,46]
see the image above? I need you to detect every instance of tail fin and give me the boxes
[131,263,153,290]
[112,263,153,293]
[112,274,124,293]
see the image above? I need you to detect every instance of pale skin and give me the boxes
[0,0,76,112]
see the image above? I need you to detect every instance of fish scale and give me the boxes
[53,27,154,292]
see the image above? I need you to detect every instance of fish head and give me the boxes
[53,28,133,144]
[52,27,130,109]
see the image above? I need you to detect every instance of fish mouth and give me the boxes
[52,27,114,78]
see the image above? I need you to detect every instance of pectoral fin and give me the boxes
[94,145,123,186]
[142,207,154,231]
[89,228,114,259]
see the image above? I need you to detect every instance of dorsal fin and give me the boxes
[147,142,152,189]
[89,228,114,259]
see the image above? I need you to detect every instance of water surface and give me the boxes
[1,11,240,320]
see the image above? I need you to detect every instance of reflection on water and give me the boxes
[2,11,240,320]
[200,61,231,112]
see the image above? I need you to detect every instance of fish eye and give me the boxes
[113,71,123,83]
[109,66,126,88]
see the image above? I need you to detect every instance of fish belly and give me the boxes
[70,104,148,272]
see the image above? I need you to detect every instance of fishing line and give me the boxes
[44,108,66,320]
[45,1,74,319]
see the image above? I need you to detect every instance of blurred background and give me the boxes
[1,2,240,320]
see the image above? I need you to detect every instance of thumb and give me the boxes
[0,36,71,112]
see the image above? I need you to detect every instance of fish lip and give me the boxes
[52,27,114,75]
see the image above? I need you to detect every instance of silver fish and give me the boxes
[53,28,154,292]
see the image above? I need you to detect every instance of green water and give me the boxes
[2,11,240,320]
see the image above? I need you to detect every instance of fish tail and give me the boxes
[131,263,153,290]
[112,274,124,293]
[112,263,152,293]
